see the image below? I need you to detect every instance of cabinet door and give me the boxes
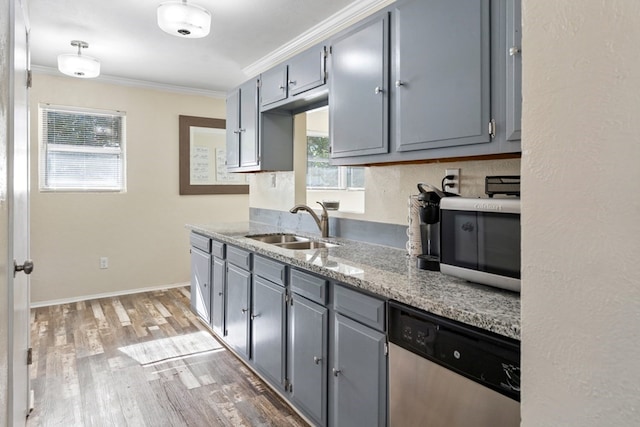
[330,13,389,158]
[239,79,260,168]
[252,277,286,389]
[393,0,490,151]
[211,256,226,336]
[190,247,211,323]
[288,46,326,96]
[506,0,521,141]
[288,294,328,427]
[331,314,387,427]
[225,88,240,168]
[225,263,251,358]
[261,64,288,107]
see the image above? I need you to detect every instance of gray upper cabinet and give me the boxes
[393,0,490,152]
[331,313,387,427]
[261,64,288,107]
[225,262,251,359]
[260,44,328,111]
[329,12,389,158]
[288,293,328,427]
[226,78,260,170]
[252,276,287,389]
[506,0,522,141]
[288,46,327,97]
[190,246,211,323]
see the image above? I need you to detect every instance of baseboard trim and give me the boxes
[30,282,189,308]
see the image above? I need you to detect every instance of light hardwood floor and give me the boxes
[27,287,308,427]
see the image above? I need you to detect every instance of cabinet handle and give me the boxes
[218,292,223,296]
[332,368,342,377]
[241,308,248,314]
[233,130,240,134]
[204,283,207,288]
[374,86,384,95]
[239,128,246,133]
[279,84,285,90]
[395,80,404,88]
[288,79,296,86]
[509,46,521,56]
[314,356,322,365]
[251,313,260,320]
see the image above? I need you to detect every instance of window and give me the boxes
[306,135,364,190]
[39,104,126,192]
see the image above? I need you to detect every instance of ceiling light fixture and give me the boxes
[157,0,211,38]
[57,40,101,79]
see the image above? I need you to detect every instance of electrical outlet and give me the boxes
[100,257,108,269]
[444,168,461,194]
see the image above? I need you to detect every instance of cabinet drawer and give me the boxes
[334,285,385,332]
[254,256,286,287]
[211,239,225,259]
[290,269,328,305]
[190,232,210,253]
[227,246,252,270]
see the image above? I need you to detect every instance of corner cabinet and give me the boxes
[329,13,389,158]
[505,0,522,141]
[226,79,294,172]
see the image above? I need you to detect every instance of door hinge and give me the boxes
[27,347,33,365]
[488,119,496,138]
[27,70,32,89]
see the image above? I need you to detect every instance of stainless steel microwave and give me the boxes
[439,197,521,293]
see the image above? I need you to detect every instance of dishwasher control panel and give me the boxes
[389,301,521,401]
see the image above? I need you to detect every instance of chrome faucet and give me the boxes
[289,202,329,238]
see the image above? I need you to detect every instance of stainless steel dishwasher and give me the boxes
[388,301,520,427]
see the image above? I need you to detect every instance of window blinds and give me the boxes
[40,105,126,191]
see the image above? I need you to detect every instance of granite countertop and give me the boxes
[187,222,520,340]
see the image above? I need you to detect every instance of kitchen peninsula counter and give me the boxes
[187,222,520,340]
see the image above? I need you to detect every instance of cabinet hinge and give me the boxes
[384,342,388,357]
[488,119,496,138]
[27,70,32,89]
[288,383,293,393]
[329,46,333,55]
[27,347,33,365]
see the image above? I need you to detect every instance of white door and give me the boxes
[9,0,32,424]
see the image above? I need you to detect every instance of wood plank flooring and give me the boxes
[27,287,308,427]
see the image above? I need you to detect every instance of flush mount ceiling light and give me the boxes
[157,0,211,38]
[57,40,101,79]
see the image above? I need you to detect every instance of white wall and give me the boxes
[521,1,640,425]
[29,74,249,303]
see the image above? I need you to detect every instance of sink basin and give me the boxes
[246,233,309,244]
[245,233,339,250]
[275,241,339,250]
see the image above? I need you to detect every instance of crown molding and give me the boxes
[242,0,395,78]
[30,65,226,98]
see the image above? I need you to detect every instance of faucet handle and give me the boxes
[316,201,329,218]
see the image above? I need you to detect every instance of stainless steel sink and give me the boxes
[246,234,309,244]
[275,241,339,250]
[245,233,339,250]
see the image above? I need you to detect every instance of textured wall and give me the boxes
[521,1,640,425]
[29,74,249,303]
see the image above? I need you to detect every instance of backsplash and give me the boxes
[250,157,521,226]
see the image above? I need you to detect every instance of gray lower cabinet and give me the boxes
[287,293,328,427]
[225,262,251,359]
[392,0,490,152]
[329,12,389,158]
[251,276,286,389]
[330,313,387,427]
[211,256,226,336]
[190,246,211,323]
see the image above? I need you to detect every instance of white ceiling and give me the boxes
[27,0,378,95]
